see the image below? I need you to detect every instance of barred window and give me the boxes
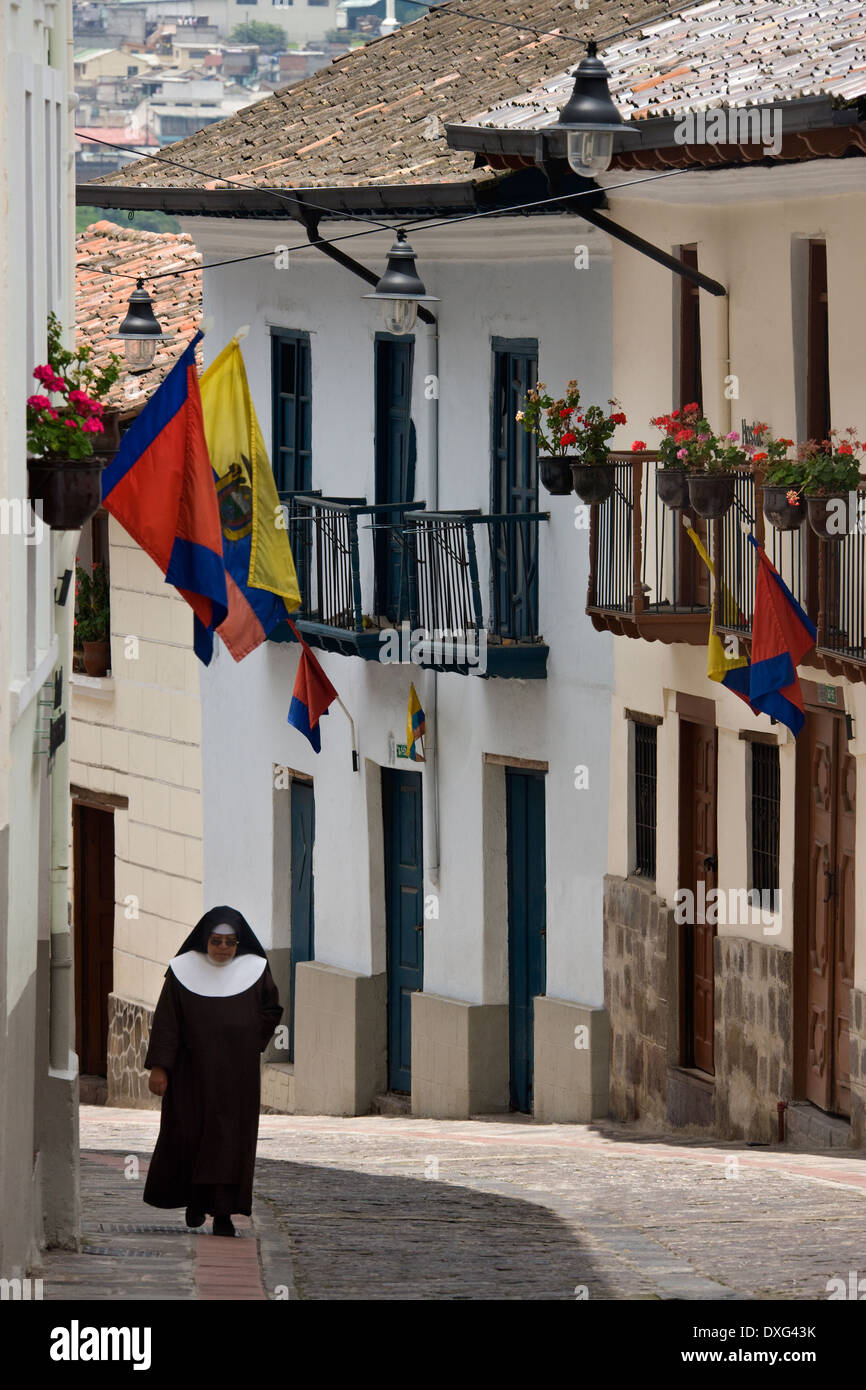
[633,721,657,878]
[751,743,780,894]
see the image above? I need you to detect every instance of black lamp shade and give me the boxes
[363,231,439,304]
[117,281,168,340]
[557,40,634,134]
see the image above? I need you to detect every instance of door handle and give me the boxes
[703,854,717,872]
[414,922,424,933]
[823,867,835,902]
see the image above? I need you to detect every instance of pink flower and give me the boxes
[725,431,739,442]
[64,419,77,429]
[696,433,710,443]
[46,408,58,420]
[27,394,51,410]
[677,448,688,460]
[786,489,800,507]
[81,417,104,434]
[33,365,54,384]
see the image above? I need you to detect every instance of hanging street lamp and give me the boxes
[363,229,439,334]
[113,279,171,371]
[556,40,639,176]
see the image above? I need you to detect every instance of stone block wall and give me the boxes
[107,993,159,1109]
[603,875,677,1128]
[850,986,866,1147]
[713,937,793,1143]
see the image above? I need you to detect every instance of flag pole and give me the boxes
[335,696,359,773]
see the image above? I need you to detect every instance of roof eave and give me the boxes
[445,95,864,163]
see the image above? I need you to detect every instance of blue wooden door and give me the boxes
[289,778,315,1063]
[506,768,547,1113]
[492,341,539,639]
[382,768,424,1093]
[375,336,416,624]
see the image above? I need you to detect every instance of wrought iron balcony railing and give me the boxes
[589,456,866,680]
[269,498,549,677]
[403,510,549,678]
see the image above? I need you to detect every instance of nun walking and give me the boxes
[144,906,283,1236]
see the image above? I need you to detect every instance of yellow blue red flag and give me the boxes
[407,684,426,762]
[199,337,300,660]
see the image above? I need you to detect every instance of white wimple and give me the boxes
[169,951,266,997]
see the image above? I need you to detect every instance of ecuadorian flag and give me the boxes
[100,333,227,664]
[747,535,816,736]
[683,521,754,706]
[199,337,301,660]
[407,683,426,762]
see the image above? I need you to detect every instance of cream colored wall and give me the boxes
[70,518,203,1012]
[605,184,866,987]
[75,51,146,81]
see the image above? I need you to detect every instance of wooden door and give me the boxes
[803,710,855,1116]
[374,336,415,623]
[506,768,547,1112]
[382,768,423,1094]
[289,778,315,1064]
[73,802,115,1077]
[679,720,718,1075]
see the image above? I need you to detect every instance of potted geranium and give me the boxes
[518,380,626,504]
[27,313,122,530]
[751,427,804,530]
[678,413,748,520]
[649,404,701,510]
[75,562,111,676]
[801,430,865,540]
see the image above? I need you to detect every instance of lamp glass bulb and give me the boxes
[382,299,418,335]
[125,338,157,372]
[566,130,614,176]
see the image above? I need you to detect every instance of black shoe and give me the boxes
[213,1215,235,1237]
[185,1206,206,1228]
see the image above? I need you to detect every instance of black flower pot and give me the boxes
[92,408,122,456]
[28,454,107,530]
[762,485,804,531]
[656,468,690,510]
[570,462,614,506]
[539,455,575,496]
[805,494,850,541]
[687,472,736,520]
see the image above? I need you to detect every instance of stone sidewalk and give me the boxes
[39,1106,866,1300]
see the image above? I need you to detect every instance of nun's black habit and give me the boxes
[143,906,282,1217]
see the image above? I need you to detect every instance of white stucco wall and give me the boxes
[188,214,616,1010]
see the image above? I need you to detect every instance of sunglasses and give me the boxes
[208,935,239,947]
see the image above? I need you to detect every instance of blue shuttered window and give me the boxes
[271,330,312,493]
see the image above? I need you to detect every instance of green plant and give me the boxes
[800,428,864,495]
[74,562,110,644]
[229,20,286,51]
[27,313,122,460]
[518,380,626,462]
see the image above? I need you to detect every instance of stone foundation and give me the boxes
[713,937,793,1144]
[533,997,610,1123]
[850,986,866,1147]
[603,875,677,1128]
[411,993,508,1118]
[107,993,160,1109]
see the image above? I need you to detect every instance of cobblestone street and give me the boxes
[39,1107,866,1302]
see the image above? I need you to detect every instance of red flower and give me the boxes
[839,443,853,455]
[752,452,768,462]
[683,402,700,414]
[674,428,695,443]
[611,412,627,426]
[559,408,572,418]
[632,440,646,452]
[560,431,577,447]
[671,409,680,419]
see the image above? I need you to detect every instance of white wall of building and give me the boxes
[186,214,616,1012]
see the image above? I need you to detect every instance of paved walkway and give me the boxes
[40,1107,866,1301]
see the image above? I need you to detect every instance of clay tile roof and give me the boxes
[461,0,866,130]
[76,221,202,409]
[87,0,677,192]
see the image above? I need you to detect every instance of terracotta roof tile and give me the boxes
[76,221,202,409]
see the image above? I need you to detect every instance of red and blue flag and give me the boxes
[286,620,338,753]
[746,536,816,736]
[100,333,227,663]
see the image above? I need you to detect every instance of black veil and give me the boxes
[176,906,267,958]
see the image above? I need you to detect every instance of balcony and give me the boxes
[588,455,866,681]
[270,497,549,678]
